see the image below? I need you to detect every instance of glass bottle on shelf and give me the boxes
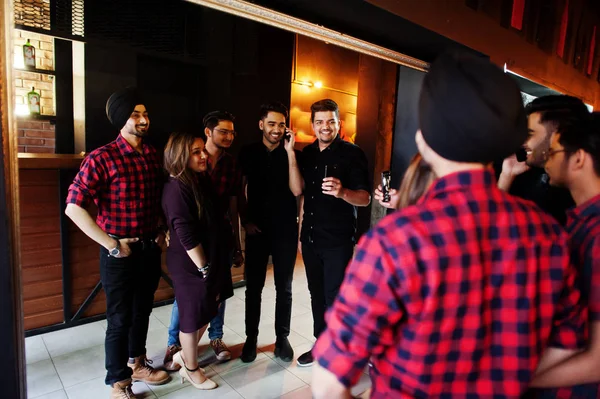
[23,39,36,70]
[27,87,41,115]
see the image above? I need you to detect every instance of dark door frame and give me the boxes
[1,0,27,397]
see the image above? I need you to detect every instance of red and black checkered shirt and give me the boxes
[66,134,163,237]
[533,194,600,399]
[314,169,585,399]
[207,151,242,223]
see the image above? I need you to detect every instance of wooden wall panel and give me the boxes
[19,169,64,331]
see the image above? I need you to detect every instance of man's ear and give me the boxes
[258,120,264,131]
[204,127,211,138]
[572,149,586,171]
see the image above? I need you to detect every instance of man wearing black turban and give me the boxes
[66,87,168,398]
[311,52,584,398]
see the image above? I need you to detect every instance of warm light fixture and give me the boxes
[15,104,29,116]
[295,80,314,87]
[314,81,323,89]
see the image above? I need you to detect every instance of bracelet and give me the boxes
[198,263,210,277]
[235,249,244,253]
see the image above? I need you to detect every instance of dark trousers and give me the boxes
[301,242,354,339]
[99,243,162,385]
[245,230,297,338]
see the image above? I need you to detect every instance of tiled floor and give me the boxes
[25,261,372,398]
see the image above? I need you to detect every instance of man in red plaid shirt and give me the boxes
[66,88,168,398]
[312,52,586,398]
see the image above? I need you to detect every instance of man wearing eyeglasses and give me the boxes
[163,111,244,369]
[497,95,589,225]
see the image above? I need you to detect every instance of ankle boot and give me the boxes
[110,379,136,399]
[241,336,257,363]
[127,355,170,385]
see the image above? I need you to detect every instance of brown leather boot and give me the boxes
[127,355,170,385]
[163,345,182,372]
[110,379,136,399]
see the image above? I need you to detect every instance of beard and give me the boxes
[129,125,149,138]
[263,129,283,144]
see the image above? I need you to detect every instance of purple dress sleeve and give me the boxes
[167,179,202,251]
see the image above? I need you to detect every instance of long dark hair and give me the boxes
[163,131,208,220]
[397,153,435,209]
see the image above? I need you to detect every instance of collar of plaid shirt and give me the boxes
[567,192,600,220]
[420,166,496,203]
[115,133,153,157]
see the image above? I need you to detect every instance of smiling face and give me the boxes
[524,112,552,167]
[187,137,208,173]
[312,111,340,145]
[206,120,235,149]
[260,111,286,145]
[123,104,150,137]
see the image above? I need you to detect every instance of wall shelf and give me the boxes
[17,114,56,124]
[14,67,55,76]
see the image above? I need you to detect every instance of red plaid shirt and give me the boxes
[66,134,163,237]
[314,169,585,399]
[207,151,242,223]
[533,194,600,399]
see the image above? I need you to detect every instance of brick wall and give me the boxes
[17,119,55,153]
[13,29,55,116]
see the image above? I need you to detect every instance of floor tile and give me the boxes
[52,344,106,388]
[207,345,269,376]
[290,312,317,343]
[158,375,242,399]
[29,389,68,399]
[27,359,63,399]
[64,376,156,399]
[223,363,306,399]
[279,385,313,399]
[220,357,300,399]
[42,322,106,358]
[151,304,174,329]
[26,335,51,365]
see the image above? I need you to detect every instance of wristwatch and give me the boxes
[109,239,121,257]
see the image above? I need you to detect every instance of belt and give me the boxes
[108,233,159,251]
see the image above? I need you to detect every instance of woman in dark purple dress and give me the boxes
[162,131,233,390]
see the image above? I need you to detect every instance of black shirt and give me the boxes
[300,136,370,248]
[238,141,300,234]
[493,163,574,226]
[508,168,574,226]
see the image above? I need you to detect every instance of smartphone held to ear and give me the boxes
[515,148,528,163]
[381,171,391,202]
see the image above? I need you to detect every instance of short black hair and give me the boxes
[260,102,288,121]
[310,99,340,122]
[202,110,235,130]
[557,114,600,177]
[525,95,590,136]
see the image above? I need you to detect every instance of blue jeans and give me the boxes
[167,300,227,345]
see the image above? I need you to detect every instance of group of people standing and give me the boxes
[66,87,370,398]
[65,50,600,399]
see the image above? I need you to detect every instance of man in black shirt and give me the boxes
[238,102,303,363]
[498,95,589,225]
[297,99,371,367]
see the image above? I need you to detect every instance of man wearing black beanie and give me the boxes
[66,88,168,398]
[311,52,585,398]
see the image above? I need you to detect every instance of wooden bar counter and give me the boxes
[18,153,245,335]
